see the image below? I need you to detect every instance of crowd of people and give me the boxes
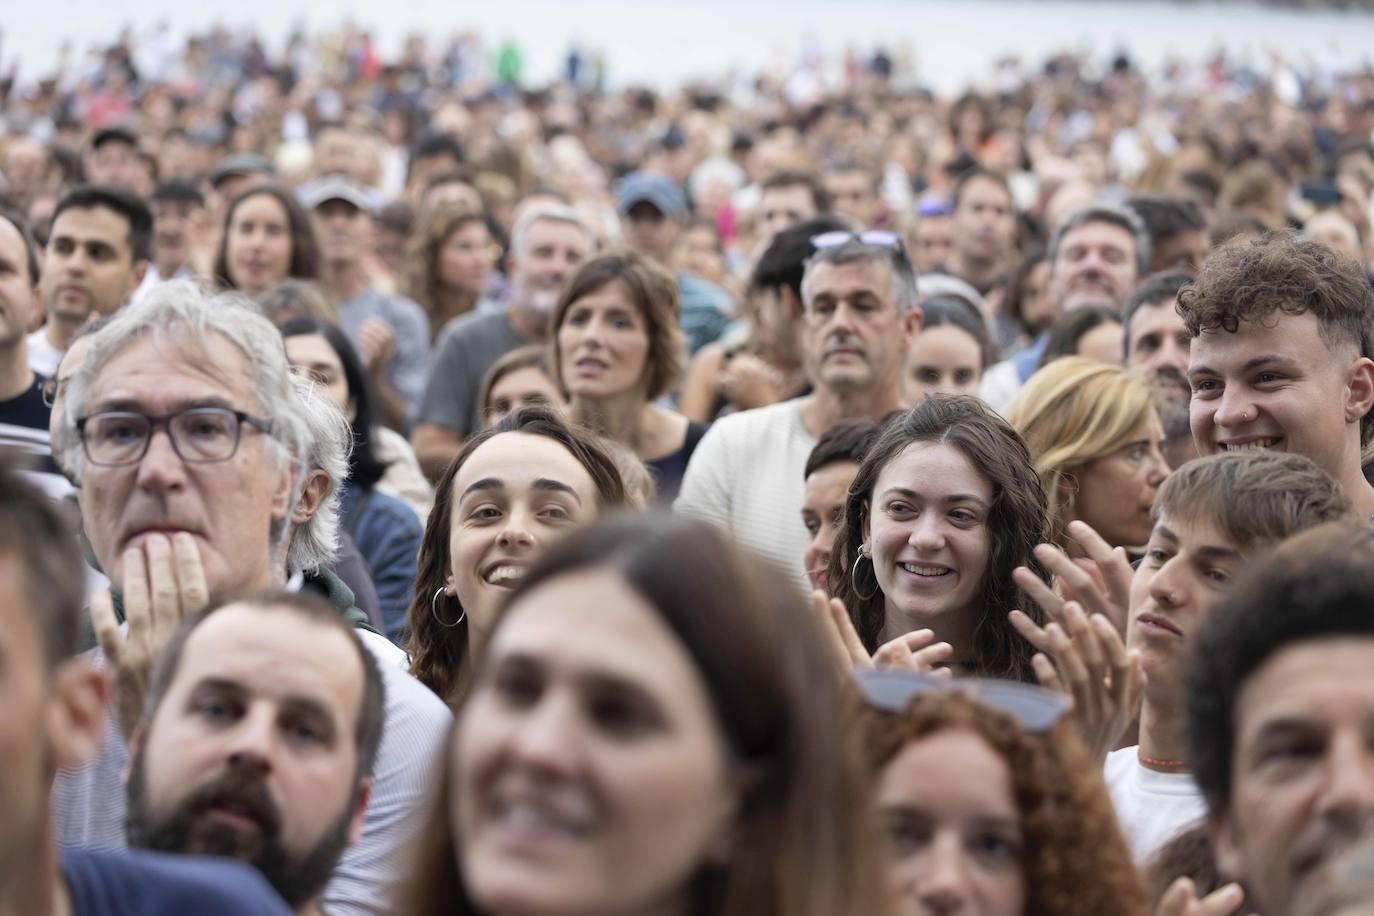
[7,17,1374,916]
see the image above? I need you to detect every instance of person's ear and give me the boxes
[346,778,373,847]
[46,659,111,771]
[291,468,330,526]
[1211,812,1247,886]
[1344,356,1374,425]
[900,304,924,349]
[126,259,149,300]
[779,285,803,321]
[704,762,758,867]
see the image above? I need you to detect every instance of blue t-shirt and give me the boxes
[62,847,292,916]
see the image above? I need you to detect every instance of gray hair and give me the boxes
[61,280,310,549]
[689,156,746,203]
[510,203,594,259]
[285,375,349,574]
[800,240,920,315]
[1047,202,1153,277]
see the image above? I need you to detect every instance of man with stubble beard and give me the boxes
[124,591,385,916]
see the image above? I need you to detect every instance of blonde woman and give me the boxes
[1007,356,1170,551]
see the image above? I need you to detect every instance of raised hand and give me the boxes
[357,318,397,372]
[1154,879,1247,916]
[1009,598,1143,763]
[90,533,210,741]
[1017,520,1132,637]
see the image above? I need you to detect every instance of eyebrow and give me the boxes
[1152,524,1179,545]
[1188,353,1301,383]
[86,395,237,415]
[1193,544,1243,563]
[461,477,583,504]
[883,486,989,508]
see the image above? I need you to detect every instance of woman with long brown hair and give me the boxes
[858,670,1148,916]
[404,407,627,705]
[828,395,1049,681]
[401,201,498,333]
[403,513,890,916]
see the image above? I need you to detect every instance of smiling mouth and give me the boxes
[900,563,952,578]
[1219,438,1280,452]
[483,564,527,587]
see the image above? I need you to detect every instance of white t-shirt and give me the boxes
[675,398,817,593]
[27,328,62,378]
[1104,745,1208,864]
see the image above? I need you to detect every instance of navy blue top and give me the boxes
[646,421,708,505]
[62,847,292,916]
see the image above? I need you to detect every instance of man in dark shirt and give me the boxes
[0,208,69,499]
[0,466,291,916]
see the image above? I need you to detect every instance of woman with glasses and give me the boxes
[549,250,702,504]
[828,394,1049,681]
[402,512,889,916]
[858,669,1147,916]
[405,406,628,706]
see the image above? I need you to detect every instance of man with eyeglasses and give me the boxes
[677,231,921,591]
[51,280,451,916]
[0,208,72,501]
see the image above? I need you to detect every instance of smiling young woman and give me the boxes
[402,513,890,916]
[828,395,1049,681]
[404,407,628,706]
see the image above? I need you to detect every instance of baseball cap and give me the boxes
[615,171,687,218]
[296,175,382,215]
[210,153,275,189]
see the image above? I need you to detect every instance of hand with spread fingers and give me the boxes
[1155,879,1250,916]
[810,590,954,676]
[1009,593,1144,763]
[1030,520,1134,636]
[90,532,211,742]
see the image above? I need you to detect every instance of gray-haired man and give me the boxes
[51,280,450,916]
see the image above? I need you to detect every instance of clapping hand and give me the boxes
[811,590,954,677]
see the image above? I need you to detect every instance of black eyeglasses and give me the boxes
[810,229,907,254]
[75,406,273,467]
[853,668,1070,733]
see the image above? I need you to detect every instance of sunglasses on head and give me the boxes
[853,668,1070,733]
[809,229,908,255]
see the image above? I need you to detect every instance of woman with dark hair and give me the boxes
[828,395,1049,681]
[550,250,702,503]
[281,316,426,642]
[990,247,1051,353]
[403,513,890,916]
[405,407,628,705]
[475,344,564,430]
[1036,305,1124,371]
[802,417,885,592]
[858,670,1148,916]
[215,184,320,295]
[903,294,996,404]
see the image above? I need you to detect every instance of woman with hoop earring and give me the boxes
[821,395,1051,682]
[404,406,629,706]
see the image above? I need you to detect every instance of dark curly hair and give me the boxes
[405,407,627,704]
[1176,232,1374,444]
[862,691,1147,916]
[1185,521,1374,815]
[827,395,1048,681]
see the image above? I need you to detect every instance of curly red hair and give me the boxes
[863,692,1146,916]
